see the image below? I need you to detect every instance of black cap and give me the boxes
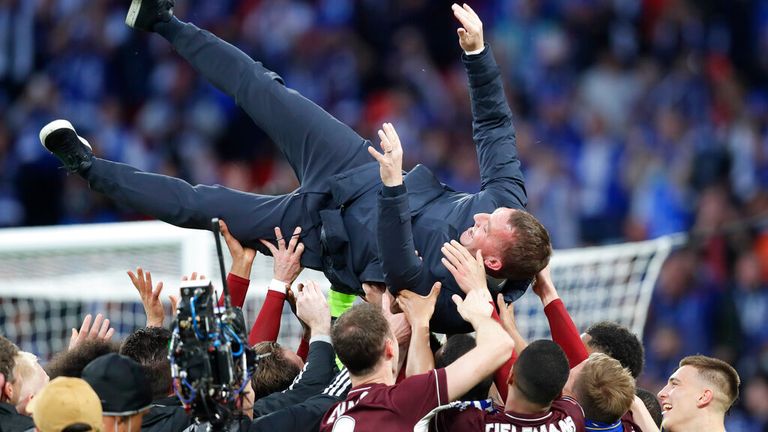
[82,353,153,416]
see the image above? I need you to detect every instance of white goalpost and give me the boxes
[0,221,681,360]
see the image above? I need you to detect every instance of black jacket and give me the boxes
[253,339,336,417]
[141,396,192,432]
[182,369,351,432]
[0,403,35,432]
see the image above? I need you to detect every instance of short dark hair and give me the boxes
[574,353,635,423]
[331,303,390,376]
[680,355,740,412]
[251,341,302,400]
[120,327,172,400]
[46,340,119,379]
[635,388,662,427]
[513,340,569,406]
[490,210,552,280]
[435,334,492,401]
[0,336,19,385]
[585,321,645,378]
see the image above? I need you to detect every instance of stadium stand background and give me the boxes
[1,0,767,429]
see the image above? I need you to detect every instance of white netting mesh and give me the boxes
[0,221,679,360]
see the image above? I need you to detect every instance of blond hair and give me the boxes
[574,353,636,423]
[680,355,740,412]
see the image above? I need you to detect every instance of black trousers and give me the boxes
[84,18,373,269]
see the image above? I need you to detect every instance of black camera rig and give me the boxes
[169,219,255,430]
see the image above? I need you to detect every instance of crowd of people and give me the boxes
[1,0,767,430]
[0,213,742,431]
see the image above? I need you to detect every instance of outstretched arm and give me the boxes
[369,123,425,293]
[454,3,526,205]
[397,282,442,377]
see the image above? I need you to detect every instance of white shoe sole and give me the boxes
[125,0,143,28]
[39,119,92,150]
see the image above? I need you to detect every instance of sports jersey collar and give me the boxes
[503,410,553,423]
[585,419,624,431]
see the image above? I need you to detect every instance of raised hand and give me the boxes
[69,313,115,350]
[362,282,386,308]
[296,281,331,337]
[441,240,487,293]
[220,219,257,279]
[497,293,527,353]
[452,288,493,326]
[128,267,172,327]
[260,226,304,284]
[367,122,404,187]
[452,3,484,53]
[396,282,442,328]
[532,265,559,306]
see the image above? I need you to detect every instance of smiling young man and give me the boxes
[657,355,740,432]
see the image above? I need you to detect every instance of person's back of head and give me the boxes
[583,321,644,379]
[574,353,635,424]
[510,340,569,408]
[82,353,153,432]
[46,340,119,379]
[251,341,303,400]
[12,352,49,415]
[0,336,20,404]
[492,210,552,281]
[635,387,662,427]
[27,376,103,432]
[435,334,492,401]
[120,327,172,400]
[331,303,392,377]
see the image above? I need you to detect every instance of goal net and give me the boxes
[0,221,680,360]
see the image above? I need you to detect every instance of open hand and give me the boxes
[396,282,441,328]
[260,226,304,284]
[69,313,115,350]
[128,267,172,327]
[452,3,484,53]
[441,240,487,293]
[220,219,257,279]
[367,122,404,187]
[452,289,493,326]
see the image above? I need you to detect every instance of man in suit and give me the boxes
[40,0,551,334]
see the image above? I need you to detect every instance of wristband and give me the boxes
[268,278,289,294]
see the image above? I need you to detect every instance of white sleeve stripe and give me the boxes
[324,374,351,397]
[434,369,442,406]
[286,361,309,391]
[323,370,350,395]
[329,375,352,397]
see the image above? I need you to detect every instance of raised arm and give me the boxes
[397,282,441,377]
[369,123,425,293]
[533,266,588,368]
[248,226,305,345]
[218,219,257,307]
[453,3,526,204]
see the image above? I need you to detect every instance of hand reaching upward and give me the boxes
[452,3,484,53]
[367,122,404,187]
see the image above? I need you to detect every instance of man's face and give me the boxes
[460,208,516,261]
[657,365,705,431]
[281,347,304,370]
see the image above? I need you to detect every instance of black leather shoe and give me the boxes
[39,120,94,174]
[125,0,174,32]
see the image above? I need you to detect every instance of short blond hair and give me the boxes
[574,353,636,423]
[680,355,740,412]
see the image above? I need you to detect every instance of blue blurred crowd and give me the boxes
[1,0,768,429]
